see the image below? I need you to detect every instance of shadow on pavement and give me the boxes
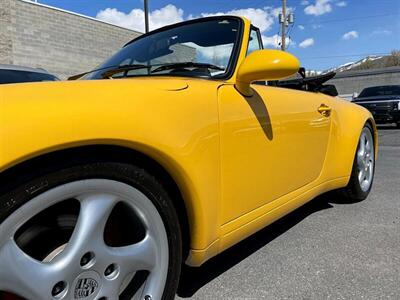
[177,192,351,298]
[377,124,399,130]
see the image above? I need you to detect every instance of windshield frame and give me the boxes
[101,16,245,81]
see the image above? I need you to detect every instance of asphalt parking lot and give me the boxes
[176,126,400,300]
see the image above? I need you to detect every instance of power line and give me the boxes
[301,53,391,60]
[298,13,399,26]
[286,22,295,50]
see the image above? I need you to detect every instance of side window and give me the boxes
[247,27,263,56]
[247,27,266,85]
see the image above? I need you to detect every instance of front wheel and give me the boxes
[0,163,182,300]
[337,123,375,201]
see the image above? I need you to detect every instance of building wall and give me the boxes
[328,67,400,97]
[0,0,13,65]
[0,0,142,79]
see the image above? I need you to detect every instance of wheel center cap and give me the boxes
[72,270,102,300]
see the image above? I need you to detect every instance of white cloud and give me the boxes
[185,42,232,62]
[298,25,305,30]
[299,38,314,48]
[192,6,295,33]
[262,34,281,48]
[304,0,332,16]
[342,30,358,40]
[96,4,184,32]
[336,1,347,7]
[301,0,310,5]
[199,7,278,33]
[98,5,291,34]
[371,29,391,36]
[312,24,322,29]
[262,34,294,49]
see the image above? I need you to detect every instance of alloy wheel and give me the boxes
[356,127,375,192]
[0,179,169,300]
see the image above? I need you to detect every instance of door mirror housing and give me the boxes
[235,49,300,96]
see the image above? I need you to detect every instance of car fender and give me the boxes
[319,95,377,184]
[0,78,223,253]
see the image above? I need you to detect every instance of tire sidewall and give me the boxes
[0,162,182,300]
[348,123,376,200]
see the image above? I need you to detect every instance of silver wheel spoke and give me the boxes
[365,139,371,153]
[56,194,117,265]
[358,168,366,182]
[365,163,372,180]
[109,235,157,275]
[359,134,366,154]
[140,271,164,300]
[0,239,57,299]
[357,152,364,169]
[357,134,366,169]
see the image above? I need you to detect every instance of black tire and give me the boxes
[0,162,182,300]
[336,123,375,201]
[396,122,400,129]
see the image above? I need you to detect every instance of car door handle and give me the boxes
[318,104,332,117]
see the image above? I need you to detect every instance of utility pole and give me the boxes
[144,0,149,33]
[279,0,294,51]
[281,0,287,51]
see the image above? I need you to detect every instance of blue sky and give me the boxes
[38,0,400,70]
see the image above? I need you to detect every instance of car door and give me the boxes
[218,27,332,224]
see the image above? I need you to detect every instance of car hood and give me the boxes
[354,95,400,102]
[0,76,190,94]
[0,77,196,111]
[0,76,223,171]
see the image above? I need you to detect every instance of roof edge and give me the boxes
[0,63,49,73]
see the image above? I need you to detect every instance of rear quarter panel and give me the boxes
[320,95,377,182]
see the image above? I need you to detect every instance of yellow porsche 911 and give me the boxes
[0,16,377,300]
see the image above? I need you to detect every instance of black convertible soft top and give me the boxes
[269,69,338,96]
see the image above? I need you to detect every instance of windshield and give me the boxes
[358,85,400,98]
[0,69,58,84]
[85,17,242,80]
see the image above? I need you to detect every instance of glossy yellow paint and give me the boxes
[0,17,377,267]
[0,78,222,253]
[218,85,331,224]
[236,49,300,96]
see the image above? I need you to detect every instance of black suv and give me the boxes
[353,85,400,128]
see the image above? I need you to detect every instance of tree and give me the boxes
[385,50,400,67]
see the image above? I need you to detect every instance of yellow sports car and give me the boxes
[0,16,377,300]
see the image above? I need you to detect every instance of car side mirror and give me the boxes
[318,84,339,97]
[235,49,300,96]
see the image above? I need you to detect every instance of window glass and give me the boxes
[86,18,241,79]
[247,28,262,55]
[0,70,58,84]
[358,86,400,98]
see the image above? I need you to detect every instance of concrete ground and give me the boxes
[176,126,400,300]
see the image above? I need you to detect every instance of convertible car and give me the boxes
[0,16,377,300]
